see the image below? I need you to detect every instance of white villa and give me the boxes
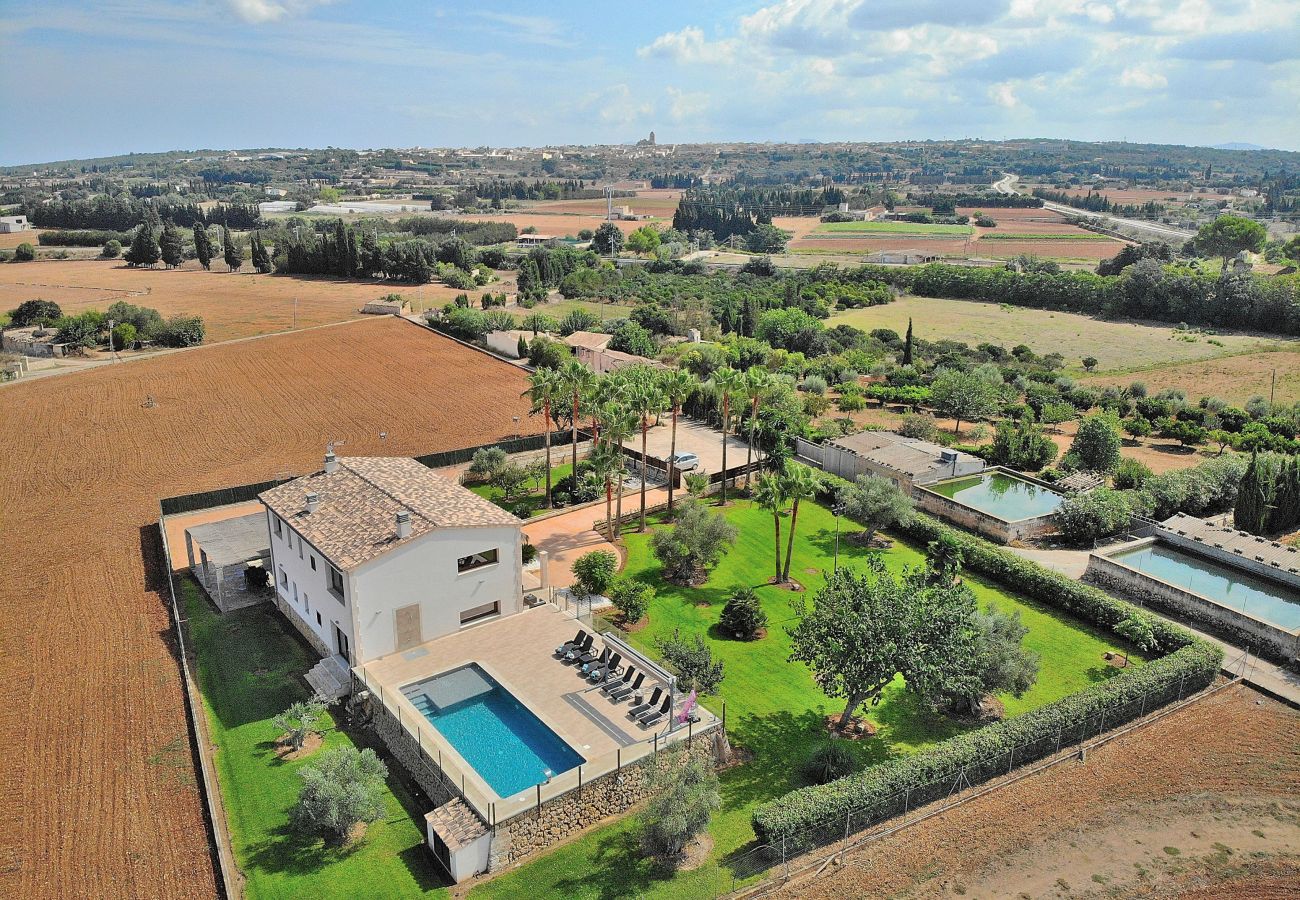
[259,453,524,697]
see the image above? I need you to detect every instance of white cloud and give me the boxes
[665,87,709,123]
[990,82,1021,107]
[223,0,332,25]
[638,26,734,63]
[1120,65,1168,88]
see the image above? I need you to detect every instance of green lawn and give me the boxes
[468,462,573,518]
[183,578,450,900]
[471,498,1140,899]
[817,220,973,235]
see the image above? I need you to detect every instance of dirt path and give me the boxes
[768,684,1300,900]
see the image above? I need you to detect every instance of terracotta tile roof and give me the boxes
[425,798,487,851]
[563,330,612,351]
[259,457,520,570]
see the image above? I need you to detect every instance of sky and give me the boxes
[1,0,1298,165]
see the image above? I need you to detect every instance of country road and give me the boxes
[993,173,1196,242]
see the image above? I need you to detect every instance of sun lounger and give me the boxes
[554,629,586,657]
[608,671,644,701]
[563,633,594,662]
[587,652,622,683]
[628,687,662,718]
[638,696,673,728]
[601,666,636,695]
[579,646,608,673]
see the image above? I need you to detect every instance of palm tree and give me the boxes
[600,404,637,542]
[558,359,595,479]
[587,441,623,543]
[753,472,789,583]
[522,368,562,509]
[659,368,699,515]
[779,464,821,584]
[741,367,773,490]
[707,366,745,505]
[628,382,664,532]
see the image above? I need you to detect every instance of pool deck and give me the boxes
[358,604,667,774]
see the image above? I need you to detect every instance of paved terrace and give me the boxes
[356,603,713,818]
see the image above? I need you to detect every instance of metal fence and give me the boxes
[724,657,1237,895]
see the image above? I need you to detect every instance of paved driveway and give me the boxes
[521,487,670,588]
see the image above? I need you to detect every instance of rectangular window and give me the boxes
[298,540,303,560]
[316,611,322,626]
[457,548,499,574]
[273,516,283,538]
[309,555,316,571]
[328,566,345,600]
[459,600,500,626]
[279,567,287,588]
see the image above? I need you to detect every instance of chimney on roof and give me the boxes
[324,452,338,475]
[305,491,319,514]
[396,508,412,540]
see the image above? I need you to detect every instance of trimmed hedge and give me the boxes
[751,506,1222,849]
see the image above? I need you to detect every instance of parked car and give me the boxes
[667,451,700,471]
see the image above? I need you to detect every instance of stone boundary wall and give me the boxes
[364,685,464,809]
[915,489,1056,544]
[1084,549,1299,664]
[1157,527,1300,592]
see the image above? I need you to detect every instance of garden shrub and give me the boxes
[656,627,725,693]
[608,577,654,625]
[802,743,858,785]
[719,586,767,640]
[1055,488,1134,546]
[571,549,618,599]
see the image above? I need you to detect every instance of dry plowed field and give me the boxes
[0,259,496,343]
[771,683,1300,899]
[0,317,544,897]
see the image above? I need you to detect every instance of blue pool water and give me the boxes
[1112,543,1300,630]
[403,664,584,798]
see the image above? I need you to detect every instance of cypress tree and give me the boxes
[159,221,184,268]
[124,223,160,268]
[1234,452,1268,534]
[903,318,914,365]
[193,222,213,270]
[222,226,244,272]
[334,219,350,277]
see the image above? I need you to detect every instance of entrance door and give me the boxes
[332,623,352,663]
[394,604,422,651]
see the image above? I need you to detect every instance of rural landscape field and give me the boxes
[3,2,1299,900]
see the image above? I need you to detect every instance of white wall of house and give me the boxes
[266,508,357,661]
[350,524,523,662]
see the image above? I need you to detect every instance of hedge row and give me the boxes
[38,229,132,247]
[751,508,1222,848]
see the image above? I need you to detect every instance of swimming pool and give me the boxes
[402,664,584,798]
[929,471,1064,521]
[1111,543,1300,630]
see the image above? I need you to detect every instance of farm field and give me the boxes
[0,317,545,898]
[771,683,1300,899]
[450,212,656,237]
[0,228,48,248]
[0,258,495,343]
[1052,185,1224,203]
[183,577,450,899]
[510,297,619,327]
[470,498,1142,899]
[1082,348,1300,406]
[828,294,1292,372]
[521,189,681,216]
[816,221,974,235]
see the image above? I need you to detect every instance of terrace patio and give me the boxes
[355,603,717,823]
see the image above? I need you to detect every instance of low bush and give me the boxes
[719,586,768,640]
[1055,487,1134,545]
[802,743,859,785]
[13,242,36,261]
[656,627,725,694]
[608,577,654,625]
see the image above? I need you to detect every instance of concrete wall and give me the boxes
[915,488,1057,545]
[351,524,523,662]
[1084,543,1300,664]
[794,436,984,493]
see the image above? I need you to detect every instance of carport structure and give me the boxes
[184,512,272,612]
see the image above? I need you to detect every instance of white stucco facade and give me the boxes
[264,507,523,665]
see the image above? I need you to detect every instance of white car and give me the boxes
[667,451,700,471]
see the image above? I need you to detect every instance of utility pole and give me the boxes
[1270,368,1276,406]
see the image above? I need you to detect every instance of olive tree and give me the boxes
[291,747,388,843]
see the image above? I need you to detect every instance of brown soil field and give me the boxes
[971,239,1126,260]
[0,228,48,248]
[792,237,976,256]
[0,258,502,343]
[976,220,1111,236]
[1083,348,1300,406]
[0,317,545,898]
[522,189,681,216]
[769,683,1300,900]
[450,212,653,237]
[956,206,1069,222]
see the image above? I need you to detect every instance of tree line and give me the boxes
[1032,187,1164,219]
[24,195,262,231]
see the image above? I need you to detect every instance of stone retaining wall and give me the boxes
[915,489,1057,544]
[493,729,723,868]
[1084,548,1300,664]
